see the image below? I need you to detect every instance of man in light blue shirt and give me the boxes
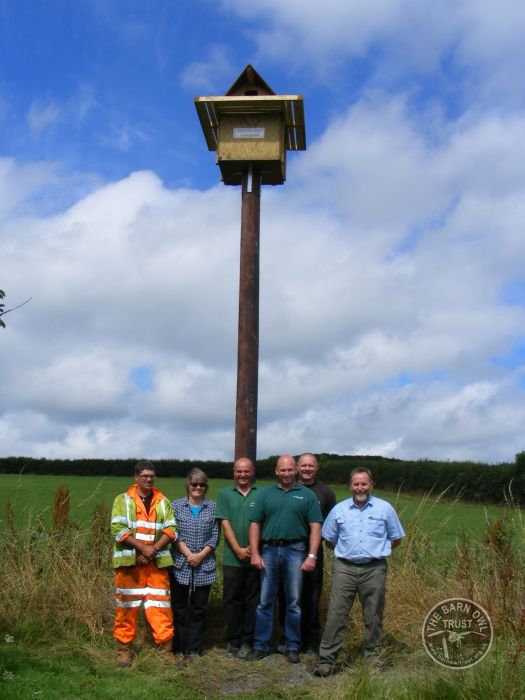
[314,468,404,677]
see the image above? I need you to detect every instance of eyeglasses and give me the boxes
[190,483,207,488]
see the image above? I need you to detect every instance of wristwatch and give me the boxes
[307,553,317,560]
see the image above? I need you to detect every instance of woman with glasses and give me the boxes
[170,468,219,657]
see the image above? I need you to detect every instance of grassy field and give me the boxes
[0,474,523,699]
[0,473,521,548]
[0,636,522,700]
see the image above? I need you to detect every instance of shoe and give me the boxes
[365,656,386,671]
[237,643,252,660]
[157,639,181,665]
[246,649,272,661]
[303,644,318,656]
[173,653,185,666]
[116,642,134,668]
[223,644,240,657]
[313,663,334,677]
[286,650,300,664]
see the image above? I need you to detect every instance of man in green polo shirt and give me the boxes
[247,455,323,664]
[216,457,261,659]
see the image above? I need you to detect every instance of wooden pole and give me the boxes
[235,165,261,462]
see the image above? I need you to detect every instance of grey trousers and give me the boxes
[319,557,387,664]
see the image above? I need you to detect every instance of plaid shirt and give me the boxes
[171,497,220,587]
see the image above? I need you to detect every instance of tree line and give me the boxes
[1,452,523,505]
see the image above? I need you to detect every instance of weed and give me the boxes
[52,485,70,531]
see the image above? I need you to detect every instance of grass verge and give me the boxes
[0,483,523,698]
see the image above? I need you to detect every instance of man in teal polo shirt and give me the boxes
[247,455,323,664]
[216,457,261,659]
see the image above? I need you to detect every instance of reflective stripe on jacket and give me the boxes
[111,484,177,569]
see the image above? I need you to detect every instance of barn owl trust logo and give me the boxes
[422,598,493,669]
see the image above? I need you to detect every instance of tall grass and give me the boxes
[0,486,523,699]
[0,490,114,640]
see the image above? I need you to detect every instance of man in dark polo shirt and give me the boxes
[247,455,323,664]
[216,457,261,659]
[297,453,336,655]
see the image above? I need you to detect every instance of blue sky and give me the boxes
[0,1,481,191]
[1,0,525,463]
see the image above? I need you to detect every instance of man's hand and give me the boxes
[139,543,157,559]
[125,534,161,561]
[137,554,149,566]
[251,552,265,570]
[301,556,316,572]
[235,546,251,562]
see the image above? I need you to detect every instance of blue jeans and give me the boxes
[253,541,305,651]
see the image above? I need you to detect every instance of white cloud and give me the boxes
[222,0,409,55]
[220,0,525,102]
[257,376,525,462]
[73,83,98,123]
[2,1,525,464]
[180,45,236,93]
[455,0,525,102]
[2,78,525,462]
[27,100,61,134]
[0,88,9,123]
[25,87,98,139]
[5,351,127,419]
[98,116,151,153]
[0,157,61,220]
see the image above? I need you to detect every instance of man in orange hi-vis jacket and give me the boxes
[111,460,177,667]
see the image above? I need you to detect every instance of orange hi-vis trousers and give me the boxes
[114,561,174,645]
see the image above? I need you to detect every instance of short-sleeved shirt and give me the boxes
[322,495,404,562]
[216,483,261,567]
[249,482,323,541]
